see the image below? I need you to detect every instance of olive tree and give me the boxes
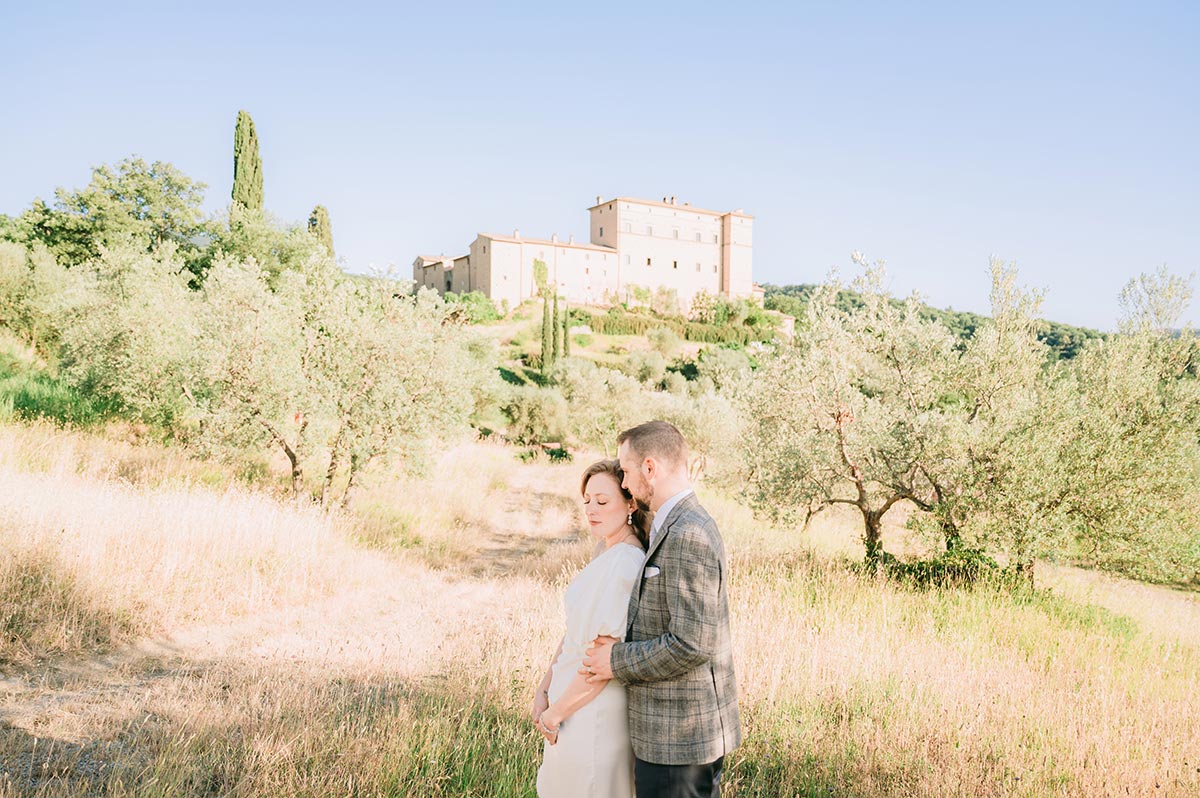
[53,243,203,430]
[312,277,490,506]
[196,254,327,492]
[551,358,645,454]
[741,258,960,564]
[0,242,70,353]
[198,256,489,502]
[742,256,1054,569]
[1044,269,1200,581]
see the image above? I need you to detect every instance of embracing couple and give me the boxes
[532,420,741,798]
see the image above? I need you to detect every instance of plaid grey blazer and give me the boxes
[610,493,742,765]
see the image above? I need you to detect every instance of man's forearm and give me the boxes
[611,633,710,684]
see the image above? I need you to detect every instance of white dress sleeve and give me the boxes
[587,547,645,641]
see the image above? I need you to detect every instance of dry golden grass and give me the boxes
[0,423,368,666]
[1,427,1198,797]
[0,420,248,489]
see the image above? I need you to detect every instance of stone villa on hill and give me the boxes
[413,196,758,311]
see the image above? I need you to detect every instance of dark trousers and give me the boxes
[634,756,724,798]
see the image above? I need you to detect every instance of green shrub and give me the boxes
[501,385,568,445]
[696,346,752,392]
[882,547,1006,589]
[624,350,667,385]
[663,371,689,395]
[647,327,682,357]
[0,356,114,427]
[444,291,501,323]
[516,445,573,464]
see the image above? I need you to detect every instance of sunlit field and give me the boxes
[2,423,1198,797]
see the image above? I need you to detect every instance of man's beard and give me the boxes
[640,483,654,511]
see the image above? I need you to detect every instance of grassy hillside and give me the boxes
[1,424,1197,797]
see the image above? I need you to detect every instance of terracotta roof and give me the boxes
[586,197,753,219]
[478,233,616,253]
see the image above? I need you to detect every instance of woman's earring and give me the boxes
[627,511,634,527]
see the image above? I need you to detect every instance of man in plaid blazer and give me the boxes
[582,420,741,797]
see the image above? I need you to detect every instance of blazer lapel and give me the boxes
[643,492,697,565]
[627,493,698,633]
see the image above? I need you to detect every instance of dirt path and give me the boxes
[470,460,588,578]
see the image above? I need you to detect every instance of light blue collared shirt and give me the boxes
[650,487,694,549]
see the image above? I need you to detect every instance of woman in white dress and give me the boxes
[532,459,649,798]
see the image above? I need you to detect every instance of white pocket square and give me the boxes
[644,566,661,578]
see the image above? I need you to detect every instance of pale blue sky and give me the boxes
[2,1,1196,330]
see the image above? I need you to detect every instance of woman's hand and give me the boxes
[530,688,549,724]
[538,709,562,745]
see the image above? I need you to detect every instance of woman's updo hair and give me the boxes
[580,459,651,549]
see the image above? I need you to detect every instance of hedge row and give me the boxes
[587,312,772,346]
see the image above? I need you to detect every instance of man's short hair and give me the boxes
[618,420,688,470]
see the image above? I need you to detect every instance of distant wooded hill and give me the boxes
[762,283,1106,361]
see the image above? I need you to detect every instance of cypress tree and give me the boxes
[232,110,264,213]
[541,294,554,373]
[308,205,334,255]
[562,296,571,357]
[552,293,562,364]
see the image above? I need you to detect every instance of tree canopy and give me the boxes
[3,157,209,270]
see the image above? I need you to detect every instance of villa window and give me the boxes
[695,233,701,242]
[646,257,652,267]
[713,264,718,273]
[673,229,679,239]
[623,222,631,233]
[673,260,678,269]
[696,262,701,272]
[625,255,630,265]
[647,226,653,236]
[713,234,718,243]
[600,227,604,237]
